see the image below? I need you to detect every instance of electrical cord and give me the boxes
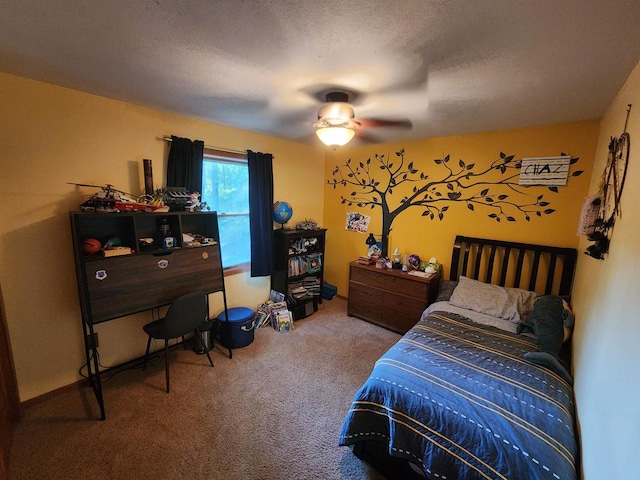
[78,338,191,383]
[78,307,198,383]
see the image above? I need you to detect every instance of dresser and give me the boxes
[347,262,440,334]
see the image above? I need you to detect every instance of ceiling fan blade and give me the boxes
[356,118,413,130]
[355,131,383,144]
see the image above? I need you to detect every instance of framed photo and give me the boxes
[307,253,322,273]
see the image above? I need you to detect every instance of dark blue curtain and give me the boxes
[248,150,274,277]
[166,136,204,193]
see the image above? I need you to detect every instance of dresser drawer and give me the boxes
[347,295,382,323]
[383,291,427,317]
[349,282,384,307]
[350,266,386,288]
[384,275,428,299]
[382,308,422,334]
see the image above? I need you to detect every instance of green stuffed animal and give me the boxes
[517,295,575,385]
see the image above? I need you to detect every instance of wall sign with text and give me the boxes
[518,156,571,186]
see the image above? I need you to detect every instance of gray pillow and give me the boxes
[449,276,538,324]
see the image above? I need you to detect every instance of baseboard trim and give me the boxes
[20,338,195,409]
[21,380,85,409]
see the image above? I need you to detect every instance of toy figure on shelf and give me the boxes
[391,248,402,269]
[68,182,170,213]
[296,218,318,230]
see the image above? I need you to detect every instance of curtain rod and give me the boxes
[161,136,246,156]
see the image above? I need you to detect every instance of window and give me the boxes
[201,149,250,270]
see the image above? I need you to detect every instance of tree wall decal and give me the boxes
[328,149,583,255]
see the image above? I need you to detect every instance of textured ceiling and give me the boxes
[1,1,640,146]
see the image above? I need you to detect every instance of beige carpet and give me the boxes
[9,297,400,480]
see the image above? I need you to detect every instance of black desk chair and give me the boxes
[142,291,214,393]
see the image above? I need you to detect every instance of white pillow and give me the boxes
[448,276,538,324]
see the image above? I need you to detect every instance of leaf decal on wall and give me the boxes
[327,149,581,255]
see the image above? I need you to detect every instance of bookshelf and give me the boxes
[271,228,327,320]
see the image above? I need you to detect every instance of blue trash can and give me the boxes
[217,307,255,349]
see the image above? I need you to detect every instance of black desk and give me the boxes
[70,211,230,420]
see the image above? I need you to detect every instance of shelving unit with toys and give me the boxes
[271,228,327,321]
[69,210,229,420]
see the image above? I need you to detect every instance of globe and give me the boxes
[273,201,293,227]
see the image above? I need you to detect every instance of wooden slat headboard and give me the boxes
[450,235,577,297]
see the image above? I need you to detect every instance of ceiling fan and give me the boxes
[313,91,412,147]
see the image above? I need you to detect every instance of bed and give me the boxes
[339,235,579,480]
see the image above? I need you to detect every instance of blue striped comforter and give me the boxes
[339,311,577,480]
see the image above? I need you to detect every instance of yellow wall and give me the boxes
[3,60,639,476]
[322,123,598,295]
[571,60,640,479]
[0,73,325,401]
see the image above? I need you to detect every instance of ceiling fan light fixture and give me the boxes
[316,126,356,147]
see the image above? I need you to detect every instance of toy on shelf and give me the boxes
[68,182,170,213]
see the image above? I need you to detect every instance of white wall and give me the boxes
[571,60,640,479]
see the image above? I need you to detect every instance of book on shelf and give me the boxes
[288,253,324,277]
[302,276,321,292]
[102,247,133,257]
[287,276,321,302]
[287,282,308,299]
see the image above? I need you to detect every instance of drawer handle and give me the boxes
[152,251,174,257]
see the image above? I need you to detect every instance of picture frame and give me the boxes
[307,253,322,273]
